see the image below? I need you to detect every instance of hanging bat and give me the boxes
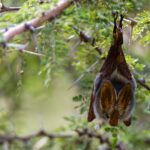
[87,14,136,126]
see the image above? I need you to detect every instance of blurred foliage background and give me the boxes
[0,0,150,149]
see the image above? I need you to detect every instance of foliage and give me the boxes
[0,0,149,150]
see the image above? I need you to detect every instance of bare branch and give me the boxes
[0,129,101,143]
[0,6,20,13]
[6,43,45,57]
[3,0,78,42]
[124,18,137,26]
[0,129,127,150]
[136,78,150,91]
[72,26,102,55]
[0,130,74,143]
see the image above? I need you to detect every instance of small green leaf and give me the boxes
[72,95,82,102]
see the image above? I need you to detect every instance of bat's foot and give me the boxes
[109,109,119,126]
[123,116,131,126]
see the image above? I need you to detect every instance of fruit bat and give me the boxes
[87,14,136,126]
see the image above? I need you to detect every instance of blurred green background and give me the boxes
[0,0,150,150]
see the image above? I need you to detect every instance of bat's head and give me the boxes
[113,14,124,45]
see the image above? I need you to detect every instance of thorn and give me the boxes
[24,23,35,32]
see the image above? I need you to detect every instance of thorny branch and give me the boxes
[0,0,78,57]
[72,27,150,92]
[72,26,103,55]
[136,78,150,91]
[0,6,20,13]
[2,0,79,42]
[0,1,20,13]
[6,43,45,57]
[0,130,73,143]
[0,129,127,150]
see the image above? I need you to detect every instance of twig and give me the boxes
[124,18,137,44]
[0,129,127,150]
[0,1,20,13]
[0,6,20,13]
[124,18,137,26]
[75,128,110,144]
[69,60,99,89]
[3,0,79,42]
[14,49,45,57]
[136,78,150,91]
[72,26,102,55]
[5,43,45,57]
[0,130,74,143]
[0,129,103,143]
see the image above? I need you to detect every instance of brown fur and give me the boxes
[87,15,135,126]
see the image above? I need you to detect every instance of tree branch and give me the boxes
[3,0,78,42]
[0,130,74,143]
[136,78,150,91]
[0,129,127,150]
[0,0,20,13]
[3,43,45,57]
[0,129,107,144]
[0,5,20,13]
[73,26,103,55]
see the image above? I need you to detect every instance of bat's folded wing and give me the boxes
[87,73,101,122]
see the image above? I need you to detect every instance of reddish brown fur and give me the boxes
[87,15,135,126]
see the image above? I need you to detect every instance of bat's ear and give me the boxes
[113,12,118,34]
[113,13,123,45]
[119,14,124,28]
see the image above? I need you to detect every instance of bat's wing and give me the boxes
[98,80,117,126]
[87,73,101,122]
[100,80,116,114]
[117,83,132,116]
